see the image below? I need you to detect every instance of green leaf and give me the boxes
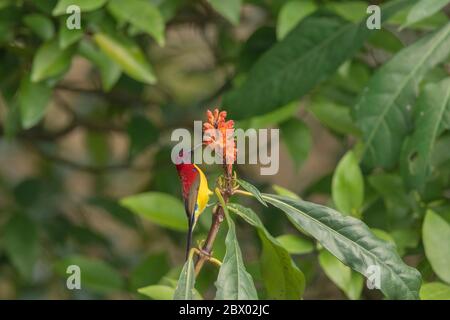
[432,133,450,170]
[53,0,108,15]
[275,234,313,255]
[391,229,420,256]
[332,151,364,217]
[108,0,165,46]
[237,101,298,130]
[403,0,450,28]
[368,173,410,210]
[368,28,404,53]
[237,178,267,207]
[0,0,12,10]
[391,5,449,30]
[280,118,311,169]
[371,228,396,245]
[173,254,196,300]
[78,39,121,91]
[23,13,54,40]
[401,78,450,192]
[277,0,317,40]
[3,214,39,279]
[354,22,450,169]
[228,204,305,299]
[31,38,74,82]
[272,184,300,199]
[207,0,241,25]
[368,173,411,231]
[215,212,258,300]
[319,249,364,300]
[130,253,170,292]
[308,97,360,136]
[262,194,422,299]
[127,114,158,157]
[88,197,137,228]
[223,0,409,119]
[120,192,187,231]
[423,210,450,284]
[420,282,450,300]
[238,26,277,73]
[325,1,368,23]
[138,285,175,300]
[59,19,83,49]
[93,32,156,84]
[151,0,183,22]
[55,256,124,293]
[18,74,52,129]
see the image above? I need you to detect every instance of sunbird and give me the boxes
[175,150,212,260]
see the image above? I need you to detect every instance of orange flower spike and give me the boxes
[202,108,237,173]
[206,110,214,125]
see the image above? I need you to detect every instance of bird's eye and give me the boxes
[192,168,196,172]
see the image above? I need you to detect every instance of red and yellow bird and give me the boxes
[175,150,212,259]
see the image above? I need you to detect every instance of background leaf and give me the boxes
[31,38,74,82]
[319,249,364,300]
[55,256,124,293]
[18,74,52,129]
[138,285,175,300]
[120,192,187,231]
[108,0,165,46]
[275,234,313,255]
[308,97,360,136]
[223,0,408,119]
[130,253,170,292]
[3,214,39,279]
[276,0,317,40]
[127,114,159,157]
[59,19,83,49]
[280,118,311,170]
[78,39,122,91]
[93,32,156,85]
[207,0,241,25]
[23,13,54,40]
[420,282,450,300]
[332,151,364,217]
[354,22,450,169]
[401,78,450,191]
[403,0,450,28]
[422,210,450,284]
[88,197,137,228]
[272,184,300,200]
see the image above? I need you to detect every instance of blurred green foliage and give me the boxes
[0,0,449,300]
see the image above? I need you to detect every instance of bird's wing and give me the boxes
[185,171,200,218]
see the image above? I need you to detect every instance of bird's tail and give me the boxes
[185,214,196,261]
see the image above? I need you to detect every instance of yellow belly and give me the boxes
[194,164,212,219]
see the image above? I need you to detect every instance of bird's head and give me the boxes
[175,149,192,172]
